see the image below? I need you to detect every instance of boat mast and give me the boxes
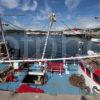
[42,13,56,59]
[0,17,12,65]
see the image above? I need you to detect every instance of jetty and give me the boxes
[0,91,100,100]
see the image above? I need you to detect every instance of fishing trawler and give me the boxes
[0,13,100,95]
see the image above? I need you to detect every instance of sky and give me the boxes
[0,0,100,30]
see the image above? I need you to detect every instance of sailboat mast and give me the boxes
[42,13,56,59]
[0,17,12,65]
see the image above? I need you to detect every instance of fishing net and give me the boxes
[69,74,85,87]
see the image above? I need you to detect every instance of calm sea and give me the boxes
[0,33,100,59]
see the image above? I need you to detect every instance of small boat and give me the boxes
[91,38,100,45]
[0,13,100,95]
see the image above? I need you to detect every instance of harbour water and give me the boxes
[0,33,100,59]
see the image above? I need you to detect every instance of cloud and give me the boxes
[20,4,30,11]
[76,17,100,28]
[12,16,17,20]
[54,25,66,31]
[11,16,42,30]
[66,14,71,20]
[0,0,37,11]
[30,1,37,11]
[65,0,81,10]
[14,20,24,29]
[10,17,25,30]
[19,0,37,11]
[33,2,52,21]
[28,2,53,30]
[24,1,53,30]
[34,14,47,21]
[1,0,52,30]
[0,0,19,9]
[26,23,43,30]
[0,7,4,14]
[96,3,100,9]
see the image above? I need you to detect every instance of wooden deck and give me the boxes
[0,91,100,100]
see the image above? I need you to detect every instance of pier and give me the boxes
[0,91,100,100]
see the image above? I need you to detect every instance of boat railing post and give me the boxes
[60,66,62,76]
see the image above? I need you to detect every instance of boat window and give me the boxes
[86,68,91,77]
[93,73,100,84]
[79,62,84,71]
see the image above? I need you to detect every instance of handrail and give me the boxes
[0,55,100,63]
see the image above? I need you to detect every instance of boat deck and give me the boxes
[37,72,81,94]
[0,63,82,94]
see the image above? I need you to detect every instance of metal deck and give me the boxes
[0,63,82,95]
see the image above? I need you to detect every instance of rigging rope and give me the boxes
[2,18,25,30]
[59,20,79,35]
[41,21,52,59]
[41,13,56,59]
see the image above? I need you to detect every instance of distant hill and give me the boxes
[0,27,100,34]
[0,29,25,34]
[92,27,100,32]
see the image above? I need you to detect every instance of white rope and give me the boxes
[0,54,100,63]
[42,13,56,59]
[42,21,53,59]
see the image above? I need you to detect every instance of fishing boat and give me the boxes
[0,13,100,95]
[91,38,100,45]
